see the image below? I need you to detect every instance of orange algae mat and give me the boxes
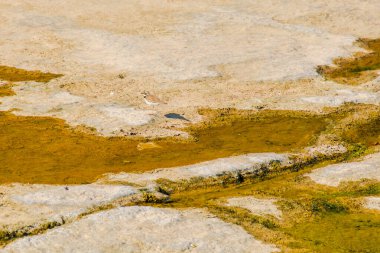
[317,38,380,85]
[0,111,327,184]
[0,65,62,83]
[0,83,15,97]
[0,65,327,184]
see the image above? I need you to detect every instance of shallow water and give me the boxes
[317,38,380,85]
[0,111,327,184]
[0,66,327,184]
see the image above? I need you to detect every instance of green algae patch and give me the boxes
[152,161,380,253]
[287,212,380,252]
[344,115,380,147]
[0,220,64,247]
[0,110,327,184]
[0,65,62,82]
[317,38,380,85]
[339,105,380,147]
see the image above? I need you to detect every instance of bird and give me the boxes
[142,91,166,106]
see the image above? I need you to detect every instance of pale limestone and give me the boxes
[0,1,379,137]
[301,89,380,107]
[0,83,155,136]
[100,153,289,186]
[226,197,282,219]
[0,184,137,234]
[1,206,279,253]
[364,197,380,211]
[308,152,380,187]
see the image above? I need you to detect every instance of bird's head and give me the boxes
[141,91,149,98]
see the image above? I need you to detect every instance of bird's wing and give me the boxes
[146,94,165,103]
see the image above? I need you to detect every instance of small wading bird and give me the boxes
[142,91,166,106]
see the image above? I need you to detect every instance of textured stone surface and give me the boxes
[0,1,380,251]
[308,152,380,186]
[0,1,359,81]
[1,206,279,253]
[0,184,137,233]
[364,197,380,211]
[226,196,282,219]
[301,89,380,107]
[0,1,379,137]
[100,153,289,186]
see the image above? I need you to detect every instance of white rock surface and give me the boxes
[301,89,380,107]
[0,83,155,135]
[305,144,347,157]
[1,206,279,253]
[226,197,282,219]
[11,184,137,207]
[364,197,380,211]
[307,152,380,186]
[0,1,358,82]
[100,153,289,186]
[1,1,380,136]
[0,184,137,233]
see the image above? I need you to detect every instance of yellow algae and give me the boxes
[0,76,377,186]
[0,65,62,83]
[0,110,327,184]
[0,83,15,97]
[137,142,162,151]
[335,104,380,147]
[0,81,377,185]
[317,38,380,85]
[141,106,380,252]
[343,114,380,147]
